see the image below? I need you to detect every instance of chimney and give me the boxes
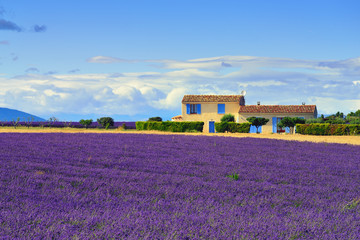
[257,101,260,106]
[240,96,245,106]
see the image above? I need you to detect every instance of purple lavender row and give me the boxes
[0,121,136,129]
[0,133,359,239]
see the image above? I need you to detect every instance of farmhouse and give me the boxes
[172,95,317,133]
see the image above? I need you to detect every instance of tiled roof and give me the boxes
[182,95,244,103]
[239,105,317,113]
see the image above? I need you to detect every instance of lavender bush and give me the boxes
[0,133,359,239]
[0,121,136,129]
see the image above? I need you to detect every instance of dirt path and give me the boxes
[0,127,359,145]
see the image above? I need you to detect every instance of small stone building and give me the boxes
[174,94,317,133]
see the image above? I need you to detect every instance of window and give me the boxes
[186,104,201,114]
[190,104,197,114]
[218,104,225,114]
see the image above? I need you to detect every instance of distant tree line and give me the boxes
[306,110,360,124]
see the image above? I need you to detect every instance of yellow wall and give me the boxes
[182,102,239,133]
[238,113,316,133]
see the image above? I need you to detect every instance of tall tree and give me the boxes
[278,117,305,134]
[246,117,269,133]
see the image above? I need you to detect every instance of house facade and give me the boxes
[173,95,317,133]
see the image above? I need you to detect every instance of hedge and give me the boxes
[136,121,204,132]
[215,122,251,133]
[296,123,360,135]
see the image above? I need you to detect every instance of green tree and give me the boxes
[346,110,360,124]
[148,116,162,122]
[353,109,360,117]
[324,111,346,124]
[246,117,269,134]
[278,117,305,134]
[335,111,344,119]
[293,117,306,125]
[79,119,93,129]
[221,113,235,122]
[278,117,294,134]
[97,117,114,129]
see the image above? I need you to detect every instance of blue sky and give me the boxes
[0,0,359,121]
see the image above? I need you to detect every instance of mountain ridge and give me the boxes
[0,107,46,122]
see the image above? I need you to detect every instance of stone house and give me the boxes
[172,95,317,133]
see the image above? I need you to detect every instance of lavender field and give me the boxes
[0,121,136,129]
[1,133,359,239]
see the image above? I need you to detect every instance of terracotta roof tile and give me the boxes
[239,105,317,113]
[182,95,244,103]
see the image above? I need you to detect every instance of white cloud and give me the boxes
[1,55,360,118]
[238,80,286,88]
[154,88,187,110]
[309,97,360,114]
[86,56,131,64]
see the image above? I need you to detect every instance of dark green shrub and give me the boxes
[220,114,235,122]
[135,121,204,132]
[135,121,145,130]
[215,122,251,133]
[148,116,162,122]
[97,117,114,129]
[215,122,228,132]
[325,118,346,124]
[79,119,93,129]
[306,118,324,123]
[348,125,360,135]
[296,123,360,135]
[347,117,360,124]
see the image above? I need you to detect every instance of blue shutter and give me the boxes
[197,104,201,114]
[218,104,225,114]
[186,104,190,114]
[272,117,277,133]
[285,127,290,133]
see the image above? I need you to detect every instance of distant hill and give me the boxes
[0,107,46,122]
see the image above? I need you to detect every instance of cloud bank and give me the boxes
[1,55,359,120]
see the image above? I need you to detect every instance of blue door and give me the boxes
[209,121,215,133]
